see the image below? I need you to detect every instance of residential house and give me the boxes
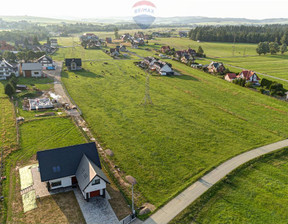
[179,31,188,38]
[207,62,226,74]
[50,39,58,48]
[81,33,99,40]
[175,51,184,59]
[36,55,54,68]
[65,58,82,71]
[0,59,19,80]
[119,45,127,52]
[110,48,120,57]
[237,70,260,83]
[181,54,192,64]
[161,46,171,54]
[21,63,43,78]
[37,142,110,201]
[144,57,174,75]
[106,37,112,44]
[225,73,237,82]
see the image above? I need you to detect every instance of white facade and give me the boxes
[81,176,106,199]
[48,175,73,190]
[0,60,18,80]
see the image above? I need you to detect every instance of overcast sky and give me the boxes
[1,0,288,19]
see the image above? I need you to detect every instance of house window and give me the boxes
[92,179,100,185]
[51,181,61,187]
[34,72,39,75]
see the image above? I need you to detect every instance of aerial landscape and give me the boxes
[1,0,288,223]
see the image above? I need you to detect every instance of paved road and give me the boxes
[143,139,288,224]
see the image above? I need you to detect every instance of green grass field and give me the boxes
[170,149,288,224]
[3,117,87,223]
[51,41,288,208]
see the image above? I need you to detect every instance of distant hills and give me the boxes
[1,15,288,25]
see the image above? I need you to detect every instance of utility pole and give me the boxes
[141,72,153,106]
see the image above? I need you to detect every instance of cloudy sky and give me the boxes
[1,0,288,19]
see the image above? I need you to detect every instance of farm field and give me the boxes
[170,149,288,224]
[54,41,288,208]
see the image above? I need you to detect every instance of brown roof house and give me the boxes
[225,73,237,82]
[207,62,226,74]
[237,70,260,84]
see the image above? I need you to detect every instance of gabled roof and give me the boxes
[226,73,237,79]
[76,155,110,192]
[239,70,260,80]
[1,59,14,68]
[22,63,42,71]
[65,58,82,67]
[37,142,101,182]
[37,55,53,63]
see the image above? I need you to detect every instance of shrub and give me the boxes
[5,82,15,97]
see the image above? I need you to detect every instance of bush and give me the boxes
[245,82,254,88]
[5,82,15,97]
[261,78,273,88]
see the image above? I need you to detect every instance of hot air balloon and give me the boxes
[132,1,156,29]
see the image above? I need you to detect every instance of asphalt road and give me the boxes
[143,139,288,224]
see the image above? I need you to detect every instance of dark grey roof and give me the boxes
[37,55,53,63]
[22,63,42,71]
[65,58,82,67]
[76,155,110,191]
[37,142,101,182]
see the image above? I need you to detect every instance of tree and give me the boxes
[263,42,270,55]
[47,37,51,46]
[9,74,17,89]
[114,27,119,39]
[281,33,288,45]
[197,46,204,56]
[33,35,40,46]
[5,82,15,97]
[256,42,265,55]
[3,51,16,63]
[281,44,287,54]
[269,41,280,55]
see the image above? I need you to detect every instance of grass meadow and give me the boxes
[170,149,288,224]
[52,40,288,208]
[0,78,87,223]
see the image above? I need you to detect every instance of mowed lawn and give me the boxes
[149,38,257,58]
[170,149,288,224]
[4,117,87,223]
[58,45,288,207]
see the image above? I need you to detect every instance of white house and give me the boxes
[225,73,237,82]
[237,70,260,84]
[36,55,54,68]
[37,143,110,201]
[21,63,43,78]
[159,64,174,76]
[0,59,18,80]
[50,39,58,48]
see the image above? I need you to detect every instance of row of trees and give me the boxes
[256,41,287,55]
[0,51,45,63]
[189,25,288,44]
[261,78,287,96]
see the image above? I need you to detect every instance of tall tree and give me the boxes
[114,27,119,39]
[281,44,287,54]
[280,33,288,45]
[269,41,280,55]
[3,51,16,63]
[33,35,40,46]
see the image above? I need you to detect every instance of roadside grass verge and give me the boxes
[170,148,288,224]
